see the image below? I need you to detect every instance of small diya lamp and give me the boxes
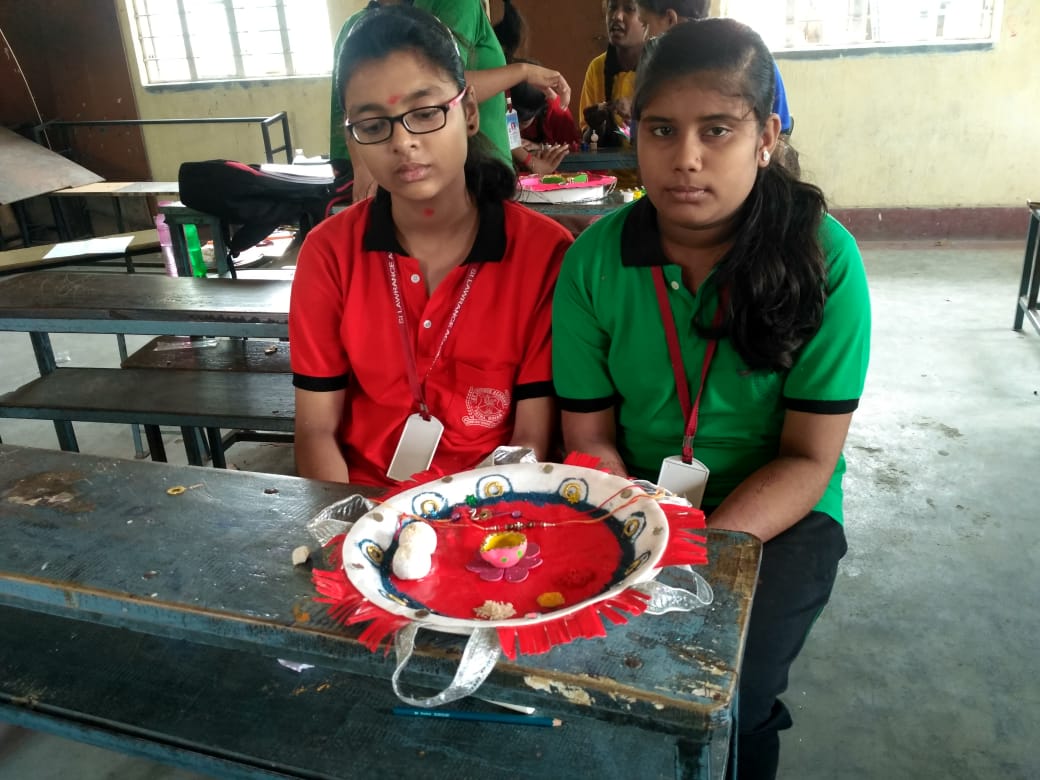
[479,531,528,569]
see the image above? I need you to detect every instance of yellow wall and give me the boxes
[120,0,1034,208]
[116,0,365,180]
[778,0,1034,208]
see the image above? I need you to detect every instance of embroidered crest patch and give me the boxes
[462,387,510,428]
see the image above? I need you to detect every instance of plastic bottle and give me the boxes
[589,130,599,152]
[182,224,208,278]
[505,96,523,150]
[154,212,178,276]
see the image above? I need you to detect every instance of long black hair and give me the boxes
[634,18,827,373]
[338,4,516,202]
[493,0,526,61]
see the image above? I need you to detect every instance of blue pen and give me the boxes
[392,706,562,728]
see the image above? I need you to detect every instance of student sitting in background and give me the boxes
[509,77,582,174]
[579,0,645,148]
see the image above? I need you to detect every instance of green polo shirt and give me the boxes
[329,1,511,165]
[552,198,871,524]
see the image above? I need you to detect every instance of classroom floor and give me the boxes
[0,239,1037,779]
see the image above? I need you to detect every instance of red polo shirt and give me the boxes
[290,189,572,487]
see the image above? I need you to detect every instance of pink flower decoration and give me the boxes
[466,543,543,583]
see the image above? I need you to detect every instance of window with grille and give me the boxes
[126,0,333,85]
[721,0,1001,52]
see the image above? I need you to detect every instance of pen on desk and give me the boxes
[392,707,562,728]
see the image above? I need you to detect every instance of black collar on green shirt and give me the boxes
[362,187,507,263]
[619,197,671,267]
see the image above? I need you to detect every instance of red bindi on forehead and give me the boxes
[423,208,435,217]
[387,94,402,105]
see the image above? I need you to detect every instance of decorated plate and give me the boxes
[340,463,669,634]
[517,172,617,204]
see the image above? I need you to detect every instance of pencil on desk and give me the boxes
[392,706,562,728]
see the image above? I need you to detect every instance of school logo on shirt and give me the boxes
[462,387,510,428]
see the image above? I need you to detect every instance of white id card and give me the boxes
[657,455,710,509]
[386,413,444,482]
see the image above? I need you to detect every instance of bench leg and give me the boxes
[144,426,167,462]
[1015,212,1039,330]
[181,427,204,466]
[114,334,147,459]
[206,428,227,468]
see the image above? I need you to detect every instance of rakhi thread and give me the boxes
[394,483,667,535]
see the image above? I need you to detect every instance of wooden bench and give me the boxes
[122,335,291,373]
[0,367,293,468]
[0,272,293,466]
[0,229,160,276]
[2,606,691,779]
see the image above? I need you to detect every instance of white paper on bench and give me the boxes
[43,235,135,259]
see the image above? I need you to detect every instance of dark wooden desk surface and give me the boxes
[0,444,759,767]
[0,271,290,338]
[556,149,637,173]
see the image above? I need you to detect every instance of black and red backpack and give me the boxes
[177,159,353,261]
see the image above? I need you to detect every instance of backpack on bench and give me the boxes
[177,159,353,261]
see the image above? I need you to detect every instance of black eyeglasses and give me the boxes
[344,89,467,145]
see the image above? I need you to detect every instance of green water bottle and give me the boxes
[182,224,208,278]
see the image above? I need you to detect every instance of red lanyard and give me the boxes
[652,267,724,463]
[384,252,478,420]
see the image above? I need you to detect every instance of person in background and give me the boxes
[510,76,582,174]
[636,0,798,173]
[578,0,645,148]
[553,19,869,779]
[329,0,571,200]
[295,5,572,487]
[492,0,525,61]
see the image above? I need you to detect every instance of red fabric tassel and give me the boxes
[597,604,629,626]
[496,627,518,661]
[546,617,572,647]
[515,623,553,656]
[658,504,709,567]
[567,604,608,640]
[356,613,411,653]
[562,451,608,471]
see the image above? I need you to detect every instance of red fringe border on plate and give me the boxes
[496,589,651,660]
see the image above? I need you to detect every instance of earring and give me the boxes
[761,149,771,164]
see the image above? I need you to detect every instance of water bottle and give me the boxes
[182,224,208,278]
[154,212,178,276]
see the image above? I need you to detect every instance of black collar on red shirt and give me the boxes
[362,187,507,263]
[619,197,670,267]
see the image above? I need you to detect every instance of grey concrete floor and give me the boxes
[0,240,1038,778]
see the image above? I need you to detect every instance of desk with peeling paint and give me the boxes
[0,445,760,779]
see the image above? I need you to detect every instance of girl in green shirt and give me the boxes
[554,19,870,780]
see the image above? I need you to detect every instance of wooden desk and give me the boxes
[50,181,180,198]
[556,149,637,173]
[0,445,760,779]
[158,201,232,277]
[1013,201,1040,334]
[0,271,290,456]
[47,181,179,240]
[0,229,160,276]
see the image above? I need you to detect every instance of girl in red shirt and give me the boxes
[290,4,572,487]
